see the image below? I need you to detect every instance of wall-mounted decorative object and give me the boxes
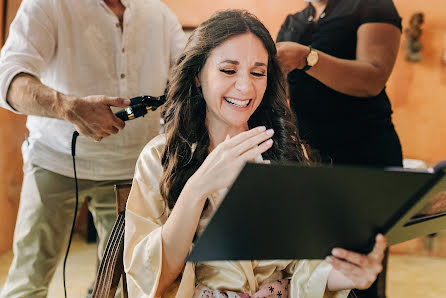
[404,12,424,62]
[443,35,446,64]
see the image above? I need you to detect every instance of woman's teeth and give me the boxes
[224,97,250,107]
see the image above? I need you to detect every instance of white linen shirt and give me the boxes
[0,0,186,180]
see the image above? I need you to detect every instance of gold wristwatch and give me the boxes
[302,46,319,71]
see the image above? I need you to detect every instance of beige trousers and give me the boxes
[0,163,131,298]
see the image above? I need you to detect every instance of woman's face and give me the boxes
[197,32,268,130]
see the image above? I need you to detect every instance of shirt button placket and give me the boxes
[119,21,128,95]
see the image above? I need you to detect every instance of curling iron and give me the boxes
[115,95,166,121]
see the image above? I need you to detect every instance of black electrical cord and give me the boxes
[61,95,165,297]
[63,131,79,298]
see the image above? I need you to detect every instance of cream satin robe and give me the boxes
[124,135,350,298]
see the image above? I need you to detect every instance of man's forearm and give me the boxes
[7,73,130,141]
[6,73,71,119]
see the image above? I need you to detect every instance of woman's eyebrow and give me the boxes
[254,62,267,67]
[219,59,239,65]
[219,60,267,67]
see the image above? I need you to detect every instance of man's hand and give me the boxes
[63,95,130,141]
[6,74,131,141]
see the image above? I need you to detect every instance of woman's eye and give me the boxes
[220,69,236,74]
[251,72,266,77]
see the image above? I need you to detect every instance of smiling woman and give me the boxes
[123,9,387,298]
[196,32,268,148]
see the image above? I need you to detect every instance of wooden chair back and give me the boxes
[91,183,132,298]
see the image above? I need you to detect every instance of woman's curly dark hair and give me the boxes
[160,9,311,209]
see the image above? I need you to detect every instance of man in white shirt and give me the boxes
[0,0,186,296]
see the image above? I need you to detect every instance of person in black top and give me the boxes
[276,0,403,168]
[276,1,403,297]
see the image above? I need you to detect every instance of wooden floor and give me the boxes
[1,233,446,297]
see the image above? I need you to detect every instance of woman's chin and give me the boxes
[222,117,251,129]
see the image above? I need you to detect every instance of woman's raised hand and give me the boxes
[326,234,387,291]
[187,126,274,202]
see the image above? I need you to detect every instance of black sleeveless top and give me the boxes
[277,0,403,167]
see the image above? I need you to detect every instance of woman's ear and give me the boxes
[195,76,201,87]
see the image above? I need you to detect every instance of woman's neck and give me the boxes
[311,0,328,21]
[311,0,328,8]
[206,120,248,152]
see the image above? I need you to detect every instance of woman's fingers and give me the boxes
[326,256,378,290]
[326,256,363,279]
[238,138,274,162]
[327,234,387,290]
[222,126,266,147]
[194,127,274,197]
[215,126,274,161]
[369,234,387,261]
[331,234,386,266]
[331,248,382,275]
[222,126,273,150]
[331,248,367,267]
[231,128,274,156]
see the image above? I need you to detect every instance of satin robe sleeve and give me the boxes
[124,135,169,297]
[285,260,350,298]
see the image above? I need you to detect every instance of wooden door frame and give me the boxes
[1,0,6,46]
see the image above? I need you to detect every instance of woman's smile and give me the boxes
[223,97,251,108]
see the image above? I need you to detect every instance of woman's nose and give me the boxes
[234,73,252,93]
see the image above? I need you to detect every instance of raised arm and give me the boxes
[276,22,401,98]
[0,0,129,140]
[157,127,274,295]
[125,128,274,296]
